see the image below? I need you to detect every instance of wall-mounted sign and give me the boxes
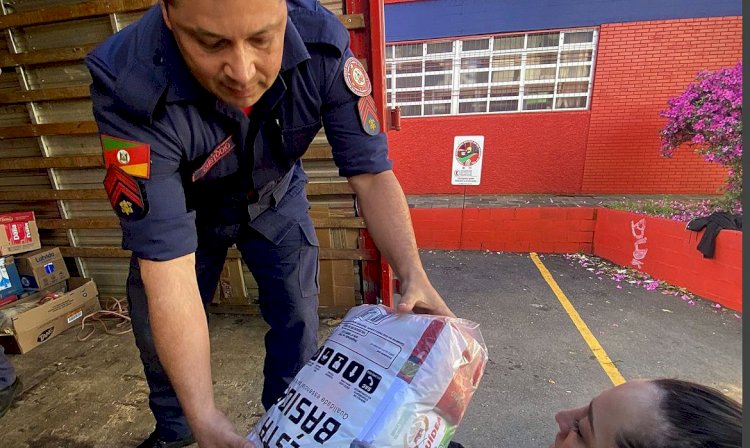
[451,136,484,186]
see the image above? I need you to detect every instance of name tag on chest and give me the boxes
[192,135,236,182]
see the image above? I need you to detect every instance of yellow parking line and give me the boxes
[530,252,625,386]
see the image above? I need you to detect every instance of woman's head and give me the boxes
[551,379,742,448]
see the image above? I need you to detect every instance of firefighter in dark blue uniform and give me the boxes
[86,1,455,446]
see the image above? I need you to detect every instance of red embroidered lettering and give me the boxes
[192,135,236,182]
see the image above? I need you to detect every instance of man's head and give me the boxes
[160,0,287,109]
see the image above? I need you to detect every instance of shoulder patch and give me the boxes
[357,96,381,136]
[344,57,372,97]
[103,166,149,220]
[101,134,151,179]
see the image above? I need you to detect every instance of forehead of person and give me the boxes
[160,0,288,109]
[552,380,665,448]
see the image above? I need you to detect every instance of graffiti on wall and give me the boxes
[630,218,648,268]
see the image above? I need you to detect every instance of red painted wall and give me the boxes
[390,112,591,194]
[582,17,742,193]
[409,207,596,253]
[409,207,741,310]
[592,208,741,311]
[388,16,741,195]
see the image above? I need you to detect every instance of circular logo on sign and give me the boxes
[455,140,481,167]
[344,57,372,97]
[117,149,131,165]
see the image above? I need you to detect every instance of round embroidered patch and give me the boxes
[344,57,372,97]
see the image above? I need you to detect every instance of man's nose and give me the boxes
[225,45,255,86]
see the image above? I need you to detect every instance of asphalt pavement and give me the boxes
[421,250,742,448]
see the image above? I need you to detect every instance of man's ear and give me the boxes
[160,1,173,31]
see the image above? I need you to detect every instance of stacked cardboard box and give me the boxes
[0,278,100,353]
[0,211,101,353]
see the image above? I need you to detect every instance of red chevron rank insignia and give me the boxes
[103,165,148,220]
[357,96,380,136]
[101,134,151,179]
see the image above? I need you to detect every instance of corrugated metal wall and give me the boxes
[0,0,374,313]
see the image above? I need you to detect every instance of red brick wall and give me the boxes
[387,16,741,196]
[581,17,742,193]
[390,112,591,194]
[593,208,741,311]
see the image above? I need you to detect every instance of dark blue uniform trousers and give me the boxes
[0,345,16,389]
[127,222,320,440]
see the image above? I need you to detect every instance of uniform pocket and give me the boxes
[281,121,321,162]
[298,228,320,298]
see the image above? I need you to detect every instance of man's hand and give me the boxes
[193,408,256,448]
[348,171,457,318]
[397,273,455,318]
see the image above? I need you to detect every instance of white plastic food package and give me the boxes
[247,304,488,447]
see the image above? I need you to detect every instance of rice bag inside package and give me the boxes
[247,304,488,447]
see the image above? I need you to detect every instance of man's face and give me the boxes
[161,0,287,109]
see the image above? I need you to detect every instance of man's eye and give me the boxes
[200,40,224,50]
[251,37,271,48]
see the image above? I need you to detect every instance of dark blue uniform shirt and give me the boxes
[85,2,391,261]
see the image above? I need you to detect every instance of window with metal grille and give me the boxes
[385,29,598,117]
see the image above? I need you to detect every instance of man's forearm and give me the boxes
[140,254,217,429]
[348,171,427,284]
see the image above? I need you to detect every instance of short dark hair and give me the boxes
[616,379,742,448]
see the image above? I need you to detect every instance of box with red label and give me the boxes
[0,278,99,354]
[0,211,41,256]
[15,247,70,291]
[0,256,23,305]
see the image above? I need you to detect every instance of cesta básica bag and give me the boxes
[247,304,488,447]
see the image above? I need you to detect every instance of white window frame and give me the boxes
[386,28,599,117]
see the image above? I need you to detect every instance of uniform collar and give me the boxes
[280,15,311,72]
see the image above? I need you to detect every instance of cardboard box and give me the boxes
[0,211,41,256]
[212,259,247,304]
[0,256,23,305]
[0,278,99,354]
[15,247,70,290]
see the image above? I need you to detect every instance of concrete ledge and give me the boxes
[409,207,741,311]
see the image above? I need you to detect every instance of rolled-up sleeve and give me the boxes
[90,78,197,261]
[321,49,393,178]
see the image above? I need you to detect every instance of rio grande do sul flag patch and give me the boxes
[101,134,151,179]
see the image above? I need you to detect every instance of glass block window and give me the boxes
[386,28,597,117]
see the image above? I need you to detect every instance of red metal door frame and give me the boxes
[346,0,395,307]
